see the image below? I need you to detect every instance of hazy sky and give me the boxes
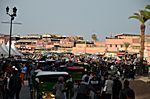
[0,0,150,41]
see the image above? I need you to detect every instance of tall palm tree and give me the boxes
[129,5,150,65]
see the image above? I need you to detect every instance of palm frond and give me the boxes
[145,5,150,10]
[145,5,150,19]
[147,11,150,18]
[134,13,140,16]
[129,15,144,23]
[140,10,150,22]
[140,10,147,16]
[129,5,150,25]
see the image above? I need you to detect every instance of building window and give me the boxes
[110,44,112,47]
[132,46,140,49]
[115,45,117,47]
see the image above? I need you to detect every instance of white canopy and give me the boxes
[0,44,9,57]
[0,42,23,58]
[6,41,24,56]
[36,71,69,77]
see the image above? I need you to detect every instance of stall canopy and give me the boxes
[0,42,23,58]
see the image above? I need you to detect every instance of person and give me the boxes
[126,89,135,99]
[20,64,27,85]
[76,76,98,99]
[112,76,122,99]
[3,72,11,99]
[81,71,90,82]
[119,80,135,99]
[65,76,74,99]
[28,65,35,99]
[9,68,22,99]
[104,75,113,99]
[53,76,66,99]
[89,72,102,99]
[0,73,4,98]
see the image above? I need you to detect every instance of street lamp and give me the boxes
[6,6,17,58]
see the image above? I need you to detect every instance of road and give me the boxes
[130,80,150,99]
[0,81,30,99]
[20,79,150,99]
[20,83,30,99]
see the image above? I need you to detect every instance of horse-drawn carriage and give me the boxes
[33,71,70,99]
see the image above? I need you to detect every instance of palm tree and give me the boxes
[129,5,150,65]
[91,34,98,42]
[124,42,130,53]
[124,42,130,60]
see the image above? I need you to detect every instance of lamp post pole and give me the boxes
[6,6,17,58]
[9,17,13,58]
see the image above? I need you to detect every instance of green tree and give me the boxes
[91,34,98,42]
[129,5,150,65]
[124,42,130,60]
[124,42,130,53]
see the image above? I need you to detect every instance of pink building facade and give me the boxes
[104,34,150,63]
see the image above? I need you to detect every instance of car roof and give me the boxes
[36,71,69,77]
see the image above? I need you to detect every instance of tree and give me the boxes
[129,5,150,65]
[124,42,130,53]
[91,33,98,42]
[124,42,130,60]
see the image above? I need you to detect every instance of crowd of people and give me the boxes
[0,53,149,99]
[51,71,135,99]
[76,72,135,99]
[0,65,22,99]
[0,58,35,99]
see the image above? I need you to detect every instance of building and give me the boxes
[72,40,106,54]
[15,34,41,53]
[0,33,10,44]
[1,32,150,63]
[104,33,150,63]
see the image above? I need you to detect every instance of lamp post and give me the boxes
[6,6,17,58]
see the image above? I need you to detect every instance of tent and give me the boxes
[1,43,17,56]
[0,44,9,58]
[0,42,24,57]
[7,41,23,56]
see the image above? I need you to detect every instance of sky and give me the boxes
[0,0,150,41]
